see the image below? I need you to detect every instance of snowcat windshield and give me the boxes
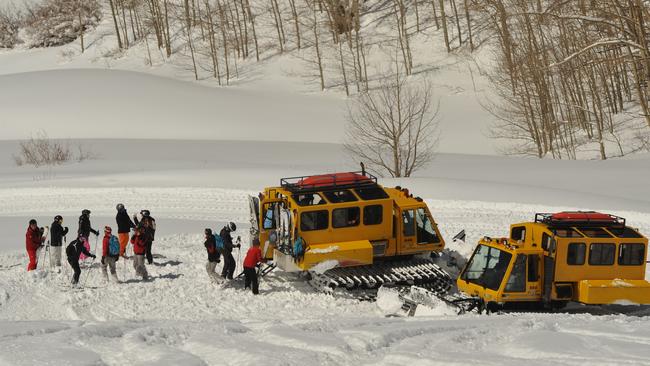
[461,244,512,291]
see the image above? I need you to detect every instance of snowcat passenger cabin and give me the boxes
[457,211,650,310]
[248,171,445,272]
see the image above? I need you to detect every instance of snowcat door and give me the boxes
[398,208,417,254]
[259,199,284,260]
[501,253,542,302]
[541,233,557,304]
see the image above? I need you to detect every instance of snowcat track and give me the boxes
[308,258,455,301]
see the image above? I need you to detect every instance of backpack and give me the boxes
[108,235,120,257]
[214,234,225,251]
[66,241,77,258]
[293,237,305,263]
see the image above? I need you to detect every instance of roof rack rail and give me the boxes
[535,211,626,228]
[280,171,379,193]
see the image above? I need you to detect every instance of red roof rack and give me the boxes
[535,211,625,228]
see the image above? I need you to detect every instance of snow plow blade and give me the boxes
[577,279,650,305]
[300,240,373,271]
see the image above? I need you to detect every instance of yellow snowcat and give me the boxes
[248,171,452,298]
[457,211,650,311]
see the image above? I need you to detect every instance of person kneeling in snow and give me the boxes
[130,226,149,280]
[243,238,265,295]
[25,219,45,271]
[101,226,120,283]
[204,228,221,282]
[66,233,96,285]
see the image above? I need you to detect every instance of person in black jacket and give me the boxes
[78,209,99,240]
[115,203,135,257]
[219,222,240,279]
[134,210,156,264]
[50,215,68,268]
[66,234,96,285]
[204,228,221,282]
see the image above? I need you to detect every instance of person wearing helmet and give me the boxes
[101,226,120,283]
[50,215,69,268]
[115,203,135,257]
[219,222,240,279]
[130,225,149,280]
[25,219,45,271]
[134,210,156,264]
[66,233,96,285]
[78,209,99,240]
[204,228,221,282]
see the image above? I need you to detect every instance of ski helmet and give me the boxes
[104,226,112,233]
[227,222,237,232]
[141,210,150,217]
[29,219,37,226]
[116,203,125,211]
[205,228,212,236]
[54,215,63,222]
[82,209,91,215]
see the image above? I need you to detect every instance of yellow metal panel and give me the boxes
[298,240,373,270]
[577,279,650,305]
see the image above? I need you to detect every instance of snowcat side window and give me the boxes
[415,208,441,244]
[354,187,389,200]
[332,207,360,228]
[619,243,645,265]
[263,203,276,230]
[402,210,415,237]
[511,226,526,242]
[589,243,616,265]
[324,190,358,203]
[552,228,583,238]
[528,255,539,282]
[300,210,329,231]
[462,245,512,291]
[505,254,527,292]
[579,228,613,238]
[363,205,383,226]
[541,233,556,253]
[567,243,586,265]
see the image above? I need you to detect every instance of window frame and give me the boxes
[300,210,329,232]
[505,254,527,293]
[618,243,645,266]
[323,190,358,204]
[363,205,383,226]
[567,242,586,265]
[588,243,616,266]
[332,207,360,229]
[511,226,526,242]
[402,209,415,237]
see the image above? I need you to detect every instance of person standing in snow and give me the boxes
[50,215,69,268]
[115,203,135,257]
[134,210,156,264]
[25,219,45,271]
[204,228,221,282]
[78,209,99,252]
[243,238,265,295]
[66,233,96,285]
[101,226,120,283]
[219,222,240,279]
[130,226,149,280]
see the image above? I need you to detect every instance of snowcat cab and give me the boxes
[248,171,449,294]
[457,211,650,310]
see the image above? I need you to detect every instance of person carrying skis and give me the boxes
[219,222,240,279]
[66,233,96,285]
[134,210,156,264]
[115,203,135,257]
[25,219,45,271]
[50,215,68,268]
[204,228,221,282]
[243,238,265,295]
[101,226,120,283]
[130,225,149,280]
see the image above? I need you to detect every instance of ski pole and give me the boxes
[81,257,96,288]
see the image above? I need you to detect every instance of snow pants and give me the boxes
[145,241,153,264]
[51,246,62,267]
[118,233,129,256]
[221,251,236,279]
[26,248,38,271]
[68,258,81,284]
[102,256,119,282]
[206,261,220,282]
[133,254,149,279]
[244,267,259,295]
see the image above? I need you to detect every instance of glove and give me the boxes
[65,226,68,231]
[91,254,97,259]
[236,244,241,249]
[94,232,99,237]
[216,258,221,263]
[101,256,105,265]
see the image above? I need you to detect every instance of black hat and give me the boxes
[227,222,237,231]
[54,215,63,221]
[141,210,150,217]
[116,203,125,211]
[29,219,37,225]
[82,209,91,215]
[205,228,212,235]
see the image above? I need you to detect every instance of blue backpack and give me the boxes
[214,234,225,251]
[108,235,120,256]
[293,237,305,263]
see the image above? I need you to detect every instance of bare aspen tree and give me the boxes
[450,0,462,46]
[109,0,123,49]
[244,0,259,61]
[344,70,440,177]
[270,0,284,53]
[463,0,473,50]
[216,0,230,84]
[307,0,325,90]
[430,0,439,30]
[204,0,222,84]
[289,0,301,49]
[77,6,84,52]
[184,0,198,80]
[438,0,450,52]
[338,39,350,96]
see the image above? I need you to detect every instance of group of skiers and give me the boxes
[25,204,156,286]
[25,207,266,294]
[203,222,265,295]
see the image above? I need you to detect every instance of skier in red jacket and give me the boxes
[130,225,149,280]
[25,219,45,271]
[243,238,265,294]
